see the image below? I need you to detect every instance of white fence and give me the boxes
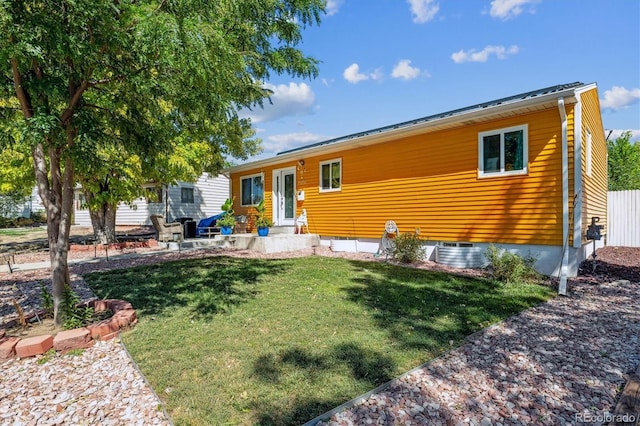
[607,190,640,247]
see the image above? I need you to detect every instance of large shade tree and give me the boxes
[0,0,324,324]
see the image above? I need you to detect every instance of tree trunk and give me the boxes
[33,144,75,326]
[87,194,118,244]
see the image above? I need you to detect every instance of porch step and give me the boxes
[232,233,319,253]
[268,226,296,235]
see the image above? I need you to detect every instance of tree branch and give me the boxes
[11,57,33,119]
[60,79,90,125]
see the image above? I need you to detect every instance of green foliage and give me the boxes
[37,349,57,365]
[1,0,325,321]
[61,285,93,330]
[0,146,34,197]
[253,199,273,228]
[216,213,237,227]
[217,198,237,227]
[64,348,86,357]
[484,244,540,283]
[0,216,36,228]
[608,131,640,190]
[39,282,53,319]
[392,232,426,263]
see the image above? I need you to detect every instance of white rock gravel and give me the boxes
[0,339,170,425]
[315,279,640,426]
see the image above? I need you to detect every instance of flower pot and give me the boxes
[257,226,269,237]
[221,226,233,235]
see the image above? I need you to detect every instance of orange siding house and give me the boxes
[227,82,607,287]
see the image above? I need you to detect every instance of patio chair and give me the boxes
[150,214,184,242]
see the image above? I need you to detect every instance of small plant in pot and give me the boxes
[254,200,273,237]
[217,198,236,235]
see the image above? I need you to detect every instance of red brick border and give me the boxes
[0,299,137,360]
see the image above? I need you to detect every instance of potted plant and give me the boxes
[254,200,273,237]
[216,198,236,235]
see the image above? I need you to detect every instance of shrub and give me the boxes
[30,211,46,224]
[61,285,93,330]
[39,282,53,319]
[484,244,540,283]
[392,232,426,263]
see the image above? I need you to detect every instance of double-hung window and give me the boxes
[181,187,194,204]
[478,125,528,177]
[240,174,264,206]
[320,158,341,192]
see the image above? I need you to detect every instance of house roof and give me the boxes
[226,81,591,173]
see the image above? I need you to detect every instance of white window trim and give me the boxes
[240,173,264,207]
[319,158,342,193]
[478,124,528,178]
[585,128,593,177]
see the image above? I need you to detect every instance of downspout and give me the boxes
[558,98,569,295]
[573,95,583,249]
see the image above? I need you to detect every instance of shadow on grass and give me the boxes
[83,256,288,318]
[252,343,395,425]
[343,260,552,352]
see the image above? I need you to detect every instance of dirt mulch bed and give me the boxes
[577,246,640,284]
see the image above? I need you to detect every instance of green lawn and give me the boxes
[0,227,40,237]
[84,255,554,425]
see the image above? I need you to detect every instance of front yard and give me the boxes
[84,255,553,425]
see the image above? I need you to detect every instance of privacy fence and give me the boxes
[607,190,640,247]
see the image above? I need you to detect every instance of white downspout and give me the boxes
[558,98,569,295]
[573,96,583,249]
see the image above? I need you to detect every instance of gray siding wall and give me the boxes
[72,173,230,226]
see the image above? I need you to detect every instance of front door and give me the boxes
[272,167,296,226]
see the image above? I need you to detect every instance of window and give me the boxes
[145,187,163,204]
[75,193,87,210]
[181,187,194,204]
[586,129,593,177]
[478,125,528,177]
[320,158,341,192]
[240,174,264,206]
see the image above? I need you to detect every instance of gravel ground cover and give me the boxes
[1,244,638,425]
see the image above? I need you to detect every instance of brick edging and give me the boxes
[0,299,137,360]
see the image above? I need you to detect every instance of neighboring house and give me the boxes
[226,82,607,284]
[73,173,230,226]
[2,186,46,219]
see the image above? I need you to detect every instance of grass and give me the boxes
[84,255,554,425]
[0,227,40,237]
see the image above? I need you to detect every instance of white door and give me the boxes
[272,167,296,226]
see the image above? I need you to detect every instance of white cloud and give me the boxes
[600,86,640,111]
[343,63,377,84]
[262,132,328,155]
[241,82,315,123]
[451,45,519,63]
[370,68,384,81]
[407,0,440,23]
[325,0,343,16]
[489,0,539,20]
[391,59,423,80]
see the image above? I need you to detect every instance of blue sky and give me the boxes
[239,0,640,161]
